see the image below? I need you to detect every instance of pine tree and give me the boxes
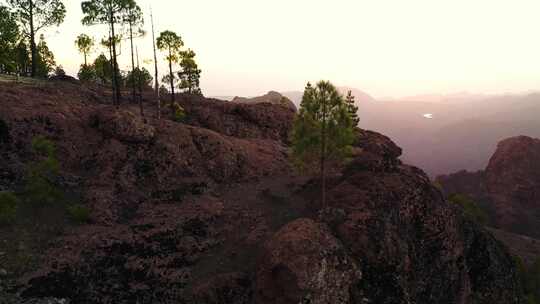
[35,34,56,78]
[81,0,135,106]
[7,0,66,78]
[291,81,355,207]
[75,33,94,66]
[178,49,202,95]
[0,6,20,74]
[157,30,184,104]
[123,1,143,104]
[345,90,360,126]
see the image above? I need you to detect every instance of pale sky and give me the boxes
[37,0,540,98]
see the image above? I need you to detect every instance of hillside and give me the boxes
[0,79,525,303]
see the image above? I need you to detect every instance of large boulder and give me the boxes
[256,218,361,304]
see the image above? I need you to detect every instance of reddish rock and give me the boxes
[0,81,526,304]
[438,136,540,239]
[485,136,540,237]
[256,218,361,304]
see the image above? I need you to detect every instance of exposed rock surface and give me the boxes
[0,81,526,303]
[437,136,540,239]
[232,91,297,112]
[256,218,361,304]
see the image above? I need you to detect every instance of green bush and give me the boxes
[0,191,18,224]
[448,193,488,225]
[67,204,91,224]
[171,102,186,122]
[23,136,62,207]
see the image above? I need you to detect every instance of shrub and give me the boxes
[54,65,66,77]
[0,191,18,224]
[67,204,91,224]
[171,102,186,122]
[23,136,62,207]
[448,193,488,225]
[77,64,97,82]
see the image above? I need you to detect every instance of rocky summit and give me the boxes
[0,80,525,303]
[438,135,540,239]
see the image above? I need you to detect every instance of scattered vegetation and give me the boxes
[23,136,62,208]
[171,102,186,122]
[515,256,540,304]
[291,81,355,207]
[448,193,488,225]
[67,204,91,224]
[0,191,19,225]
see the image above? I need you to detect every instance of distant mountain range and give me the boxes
[281,88,540,177]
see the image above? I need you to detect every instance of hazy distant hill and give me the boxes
[284,88,540,177]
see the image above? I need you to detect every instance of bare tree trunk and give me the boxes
[129,14,136,103]
[136,46,143,116]
[109,5,121,108]
[169,48,175,105]
[29,1,37,78]
[320,92,327,209]
[150,9,160,120]
[84,52,87,66]
[107,29,116,104]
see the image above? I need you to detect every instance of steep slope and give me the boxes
[0,80,525,303]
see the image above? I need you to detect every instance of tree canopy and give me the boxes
[157,30,184,102]
[7,0,66,77]
[0,6,20,73]
[178,49,202,95]
[75,34,94,66]
[291,81,355,206]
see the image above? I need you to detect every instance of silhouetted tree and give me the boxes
[75,33,94,66]
[178,49,202,95]
[7,0,66,78]
[35,34,56,77]
[0,6,20,74]
[93,53,113,84]
[123,1,143,103]
[81,0,134,106]
[150,9,160,120]
[126,66,152,89]
[291,81,355,207]
[157,30,183,104]
[345,90,360,126]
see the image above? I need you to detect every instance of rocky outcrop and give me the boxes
[179,93,295,143]
[485,136,540,237]
[232,91,297,112]
[0,81,526,303]
[437,136,540,239]
[256,219,361,304]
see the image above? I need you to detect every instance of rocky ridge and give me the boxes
[0,80,525,303]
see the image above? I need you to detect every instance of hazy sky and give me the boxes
[37,0,540,98]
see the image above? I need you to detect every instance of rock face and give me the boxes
[438,136,540,239]
[232,91,297,112]
[256,218,361,304]
[0,81,525,303]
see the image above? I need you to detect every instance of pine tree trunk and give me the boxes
[84,53,87,66]
[29,1,37,78]
[136,47,143,116]
[320,93,327,209]
[169,48,175,105]
[150,10,160,120]
[109,5,121,107]
[129,16,136,103]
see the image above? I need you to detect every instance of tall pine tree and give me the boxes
[291,81,355,207]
